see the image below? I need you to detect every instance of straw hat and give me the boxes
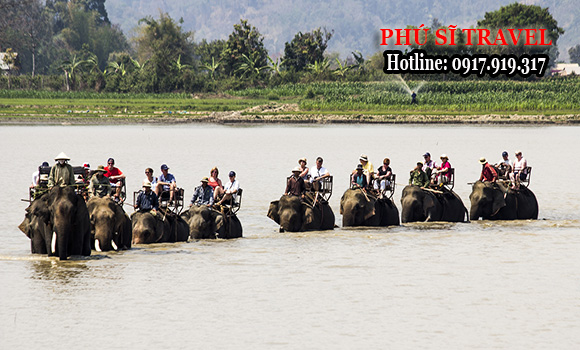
[201,177,209,183]
[95,165,107,172]
[54,152,70,161]
[440,154,448,160]
[479,157,487,165]
[359,154,368,162]
[143,181,152,188]
[292,166,302,173]
[298,157,307,164]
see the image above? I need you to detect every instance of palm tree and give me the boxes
[173,55,191,72]
[333,58,351,78]
[267,56,285,75]
[105,61,126,77]
[306,58,330,76]
[202,56,220,80]
[60,55,85,91]
[236,53,269,78]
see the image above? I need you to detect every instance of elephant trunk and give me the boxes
[53,205,74,260]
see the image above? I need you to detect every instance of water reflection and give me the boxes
[28,259,90,283]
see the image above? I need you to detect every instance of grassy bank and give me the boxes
[1,78,579,123]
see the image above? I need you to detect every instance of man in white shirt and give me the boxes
[216,171,240,206]
[31,161,49,188]
[309,157,331,191]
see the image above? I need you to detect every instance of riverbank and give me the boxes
[1,104,579,125]
[2,78,579,124]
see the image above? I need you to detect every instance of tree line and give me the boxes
[0,1,571,93]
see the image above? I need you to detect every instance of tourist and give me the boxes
[104,158,126,201]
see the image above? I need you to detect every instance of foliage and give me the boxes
[134,12,195,92]
[221,19,268,77]
[282,28,333,72]
[476,3,564,64]
[569,45,580,65]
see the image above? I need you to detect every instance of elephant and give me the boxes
[340,188,399,227]
[400,185,468,223]
[131,210,189,244]
[87,197,132,252]
[267,195,335,232]
[18,186,91,260]
[469,181,538,220]
[181,205,243,239]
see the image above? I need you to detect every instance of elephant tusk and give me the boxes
[111,240,118,251]
[51,232,57,253]
[95,239,102,252]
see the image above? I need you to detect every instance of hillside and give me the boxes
[106,0,579,61]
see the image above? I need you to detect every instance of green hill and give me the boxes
[106,0,579,61]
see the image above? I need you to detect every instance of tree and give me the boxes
[569,45,580,64]
[0,0,52,76]
[221,19,268,77]
[134,13,194,90]
[60,54,86,91]
[283,28,333,72]
[477,3,564,63]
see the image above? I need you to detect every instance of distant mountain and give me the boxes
[106,0,579,61]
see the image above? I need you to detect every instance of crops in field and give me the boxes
[229,78,580,113]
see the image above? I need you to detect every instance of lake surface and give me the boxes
[1,124,579,349]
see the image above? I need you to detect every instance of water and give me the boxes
[392,74,426,95]
[1,124,579,349]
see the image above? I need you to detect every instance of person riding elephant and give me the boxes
[340,188,399,227]
[19,186,91,260]
[181,205,242,239]
[400,185,467,223]
[267,194,335,232]
[469,181,538,220]
[131,210,189,244]
[87,196,132,251]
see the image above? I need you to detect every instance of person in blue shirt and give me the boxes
[156,164,177,203]
[351,164,368,189]
[135,181,159,213]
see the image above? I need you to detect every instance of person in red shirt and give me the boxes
[479,157,498,183]
[104,157,126,202]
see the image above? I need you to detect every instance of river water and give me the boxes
[1,124,579,349]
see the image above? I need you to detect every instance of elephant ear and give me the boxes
[491,187,507,216]
[114,205,132,249]
[153,215,166,243]
[180,209,191,221]
[18,216,30,236]
[73,194,91,256]
[214,212,224,237]
[302,203,314,226]
[422,192,438,220]
[267,201,280,224]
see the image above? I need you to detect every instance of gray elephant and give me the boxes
[340,188,399,227]
[400,185,468,223]
[267,195,335,232]
[18,186,91,260]
[131,210,189,244]
[87,197,132,252]
[181,205,243,239]
[469,181,538,220]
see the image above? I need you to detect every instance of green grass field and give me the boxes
[1,78,579,119]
